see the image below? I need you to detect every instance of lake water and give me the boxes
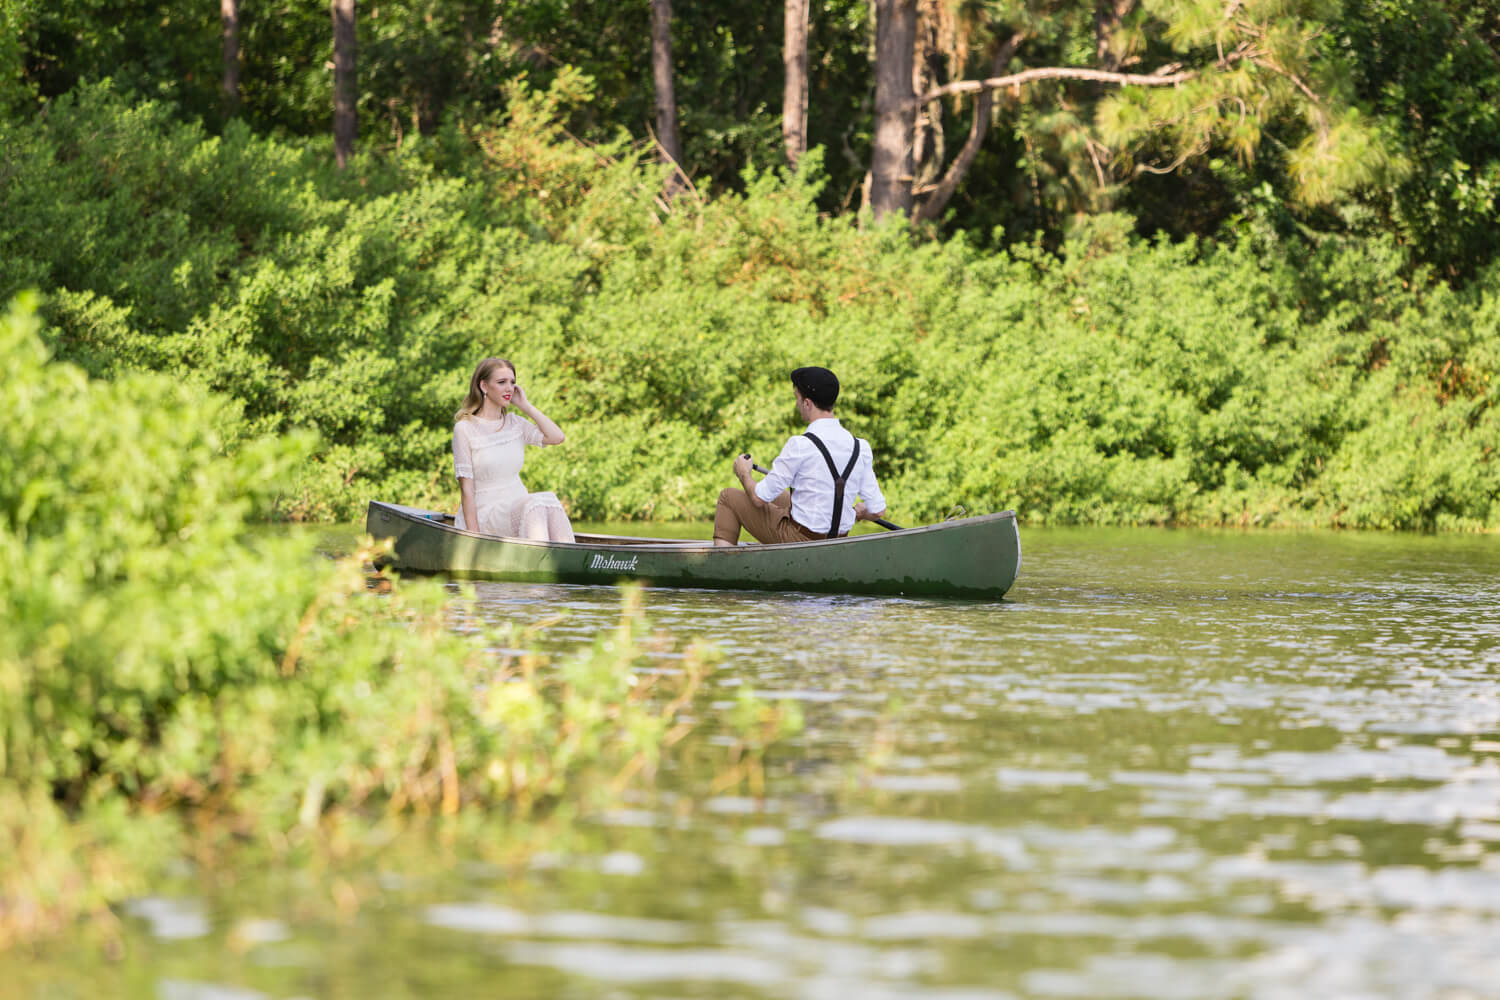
[14,527,1500,999]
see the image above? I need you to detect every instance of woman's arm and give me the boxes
[454,421,478,528]
[459,476,478,531]
[512,384,565,444]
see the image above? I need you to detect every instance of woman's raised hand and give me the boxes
[510,383,530,410]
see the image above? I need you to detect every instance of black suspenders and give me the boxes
[803,432,860,538]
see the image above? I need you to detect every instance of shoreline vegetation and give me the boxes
[1,77,1495,533]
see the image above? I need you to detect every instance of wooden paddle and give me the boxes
[747,458,902,531]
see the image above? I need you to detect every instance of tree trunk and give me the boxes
[649,0,687,195]
[909,4,947,197]
[783,0,810,169]
[870,0,917,220]
[221,0,239,114]
[332,0,357,169]
[914,33,1024,224]
[1094,0,1136,72]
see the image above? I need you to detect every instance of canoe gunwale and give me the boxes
[367,500,1016,553]
[365,500,1021,598]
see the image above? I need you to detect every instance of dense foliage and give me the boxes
[2,81,1495,529]
[0,0,873,205]
[1337,0,1500,282]
[3,2,1499,263]
[0,294,795,945]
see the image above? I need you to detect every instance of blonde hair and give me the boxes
[454,357,517,422]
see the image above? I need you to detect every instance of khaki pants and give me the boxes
[713,487,822,544]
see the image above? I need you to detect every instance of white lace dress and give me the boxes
[452,415,574,542]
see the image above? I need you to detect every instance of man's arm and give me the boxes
[732,453,769,510]
[853,443,887,520]
[743,440,800,509]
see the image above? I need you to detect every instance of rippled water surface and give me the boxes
[18,527,1500,999]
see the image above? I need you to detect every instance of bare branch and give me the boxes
[1132,141,1208,176]
[645,121,701,207]
[1084,135,1109,189]
[907,47,1256,111]
[912,31,1027,222]
[1249,56,1320,104]
[913,66,1186,108]
[1219,0,1246,62]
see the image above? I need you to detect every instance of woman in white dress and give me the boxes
[452,357,575,542]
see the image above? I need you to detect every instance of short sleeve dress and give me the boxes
[452,415,571,538]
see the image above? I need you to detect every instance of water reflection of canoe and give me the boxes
[365,500,1021,598]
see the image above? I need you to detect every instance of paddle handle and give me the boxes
[746,458,901,531]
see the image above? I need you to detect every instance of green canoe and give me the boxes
[365,500,1021,598]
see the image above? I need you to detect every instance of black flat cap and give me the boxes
[790,366,839,409]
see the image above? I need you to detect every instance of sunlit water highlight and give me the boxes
[14,527,1500,999]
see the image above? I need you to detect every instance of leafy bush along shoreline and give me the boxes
[0,295,797,947]
[2,81,1497,530]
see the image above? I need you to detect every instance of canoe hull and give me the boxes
[365,501,1020,598]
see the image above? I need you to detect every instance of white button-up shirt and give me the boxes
[754,418,886,537]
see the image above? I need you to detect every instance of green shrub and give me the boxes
[0,293,797,947]
[4,80,1497,530]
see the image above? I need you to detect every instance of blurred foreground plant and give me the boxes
[0,294,796,949]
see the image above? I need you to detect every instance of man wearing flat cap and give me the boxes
[713,366,889,546]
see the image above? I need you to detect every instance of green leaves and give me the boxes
[1286,106,1409,205]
